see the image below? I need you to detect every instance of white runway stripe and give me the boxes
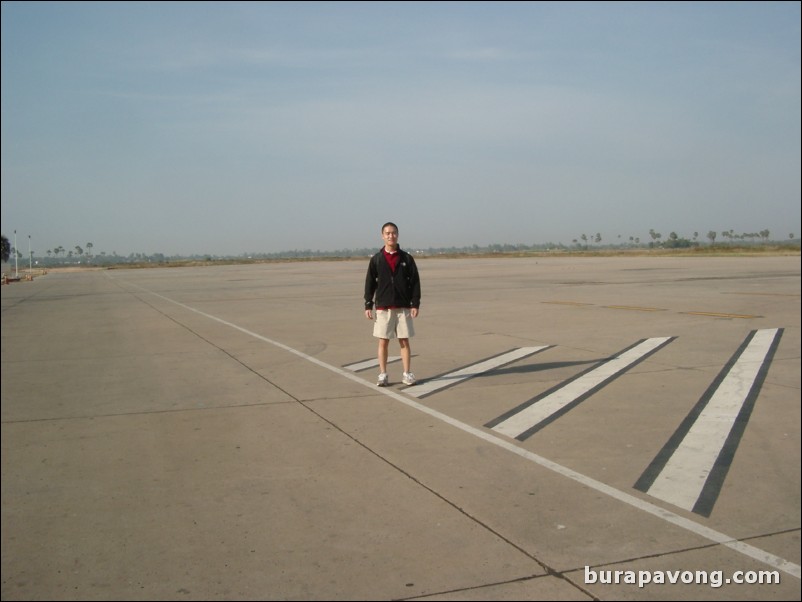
[405,346,550,398]
[492,337,672,439]
[646,328,780,511]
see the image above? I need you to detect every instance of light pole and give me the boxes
[28,235,32,272]
[14,229,18,278]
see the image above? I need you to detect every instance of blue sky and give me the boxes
[2,1,800,257]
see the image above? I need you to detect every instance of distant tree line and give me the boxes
[1,229,799,267]
[570,228,786,250]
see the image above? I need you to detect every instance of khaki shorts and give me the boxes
[373,308,415,339]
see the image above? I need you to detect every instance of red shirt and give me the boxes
[382,248,400,272]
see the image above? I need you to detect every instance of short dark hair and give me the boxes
[381,222,398,233]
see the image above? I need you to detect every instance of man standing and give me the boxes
[364,222,421,386]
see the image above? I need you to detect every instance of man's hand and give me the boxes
[365,309,373,320]
[411,308,419,318]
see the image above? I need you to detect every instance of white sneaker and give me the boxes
[377,372,389,387]
[402,372,416,386]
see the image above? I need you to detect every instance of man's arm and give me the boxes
[364,256,378,318]
[407,254,421,310]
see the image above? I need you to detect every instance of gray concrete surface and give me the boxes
[2,255,799,601]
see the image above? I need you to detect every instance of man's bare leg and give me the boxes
[399,338,411,373]
[378,338,390,373]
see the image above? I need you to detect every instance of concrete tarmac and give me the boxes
[2,255,800,601]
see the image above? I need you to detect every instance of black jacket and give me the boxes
[364,248,421,310]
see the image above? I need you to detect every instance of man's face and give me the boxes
[382,228,398,246]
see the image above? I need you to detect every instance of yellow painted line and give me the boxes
[682,311,761,319]
[724,292,800,297]
[543,301,761,320]
[604,305,665,312]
